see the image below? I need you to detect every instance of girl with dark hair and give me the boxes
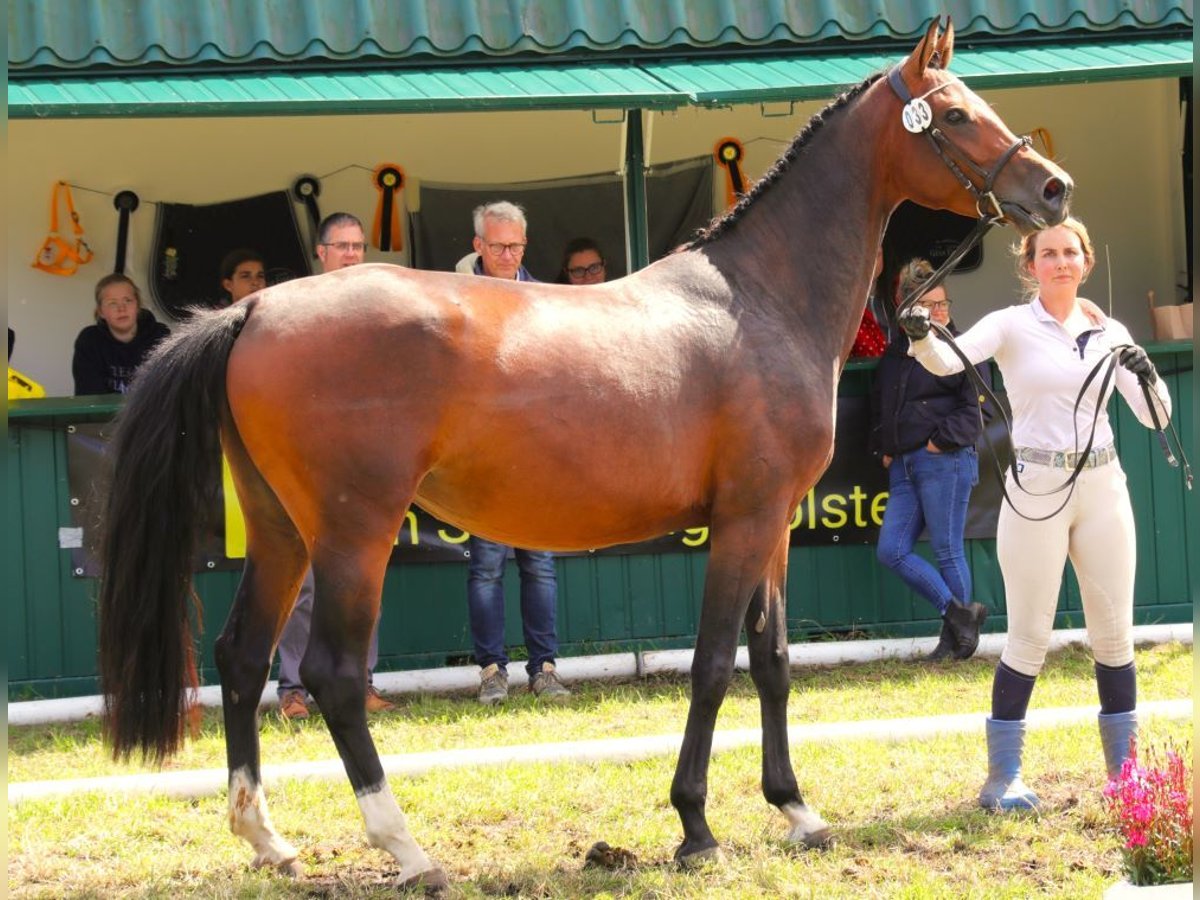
[557,237,606,285]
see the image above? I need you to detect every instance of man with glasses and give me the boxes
[275,211,395,719]
[316,212,368,270]
[461,201,571,704]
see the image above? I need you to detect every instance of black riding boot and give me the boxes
[925,618,955,661]
[944,600,988,660]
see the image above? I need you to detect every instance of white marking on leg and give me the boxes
[781,800,831,846]
[357,781,435,877]
[227,766,299,871]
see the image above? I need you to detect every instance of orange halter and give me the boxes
[32,181,94,276]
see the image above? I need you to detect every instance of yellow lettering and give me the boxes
[682,527,709,547]
[222,455,247,558]
[849,484,869,527]
[395,510,419,546]
[820,493,848,529]
[438,525,470,544]
[805,488,816,528]
[871,491,889,526]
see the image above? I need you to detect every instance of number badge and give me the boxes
[902,98,933,133]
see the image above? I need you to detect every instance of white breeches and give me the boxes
[997,460,1136,676]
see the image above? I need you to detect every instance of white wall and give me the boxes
[8,77,1186,397]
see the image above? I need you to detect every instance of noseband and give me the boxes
[887,66,1031,221]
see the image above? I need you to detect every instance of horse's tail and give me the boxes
[97,301,252,764]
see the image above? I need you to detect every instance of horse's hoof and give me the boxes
[783,802,833,849]
[397,865,450,896]
[250,854,301,877]
[276,857,303,878]
[674,843,725,869]
[790,826,834,850]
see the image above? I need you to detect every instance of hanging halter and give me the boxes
[31,181,94,276]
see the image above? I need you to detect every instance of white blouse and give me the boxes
[908,298,1172,452]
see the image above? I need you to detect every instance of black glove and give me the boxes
[897,305,931,340]
[1118,346,1157,385]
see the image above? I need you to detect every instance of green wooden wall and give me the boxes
[7,344,1193,700]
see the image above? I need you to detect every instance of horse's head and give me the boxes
[888,18,1071,234]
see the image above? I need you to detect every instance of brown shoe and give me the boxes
[365,684,396,714]
[530,662,571,701]
[279,689,309,720]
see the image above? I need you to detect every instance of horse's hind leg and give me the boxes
[303,522,446,891]
[215,434,310,874]
[743,530,830,849]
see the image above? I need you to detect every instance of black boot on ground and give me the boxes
[943,600,988,660]
[925,618,955,661]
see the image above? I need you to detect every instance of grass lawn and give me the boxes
[7,641,1192,898]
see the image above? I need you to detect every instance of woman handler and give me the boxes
[899,217,1171,810]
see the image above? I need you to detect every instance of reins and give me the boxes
[882,65,1191,519]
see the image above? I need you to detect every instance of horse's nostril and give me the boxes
[1043,177,1069,205]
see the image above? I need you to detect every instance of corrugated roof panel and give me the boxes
[646,37,1194,105]
[9,0,1194,71]
[8,60,686,117]
[9,37,1191,119]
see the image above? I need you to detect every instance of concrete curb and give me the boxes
[8,622,1192,727]
[9,698,1192,805]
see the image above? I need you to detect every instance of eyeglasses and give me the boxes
[567,261,605,279]
[322,241,367,254]
[918,299,953,311]
[483,241,527,257]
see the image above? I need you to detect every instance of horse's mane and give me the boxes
[684,71,885,249]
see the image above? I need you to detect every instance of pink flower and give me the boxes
[1103,736,1193,886]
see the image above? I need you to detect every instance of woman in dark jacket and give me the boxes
[871,259,989,661]
[72,273,170,395]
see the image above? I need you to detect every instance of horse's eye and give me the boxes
[944,108,967,125]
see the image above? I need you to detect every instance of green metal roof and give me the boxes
[8,61,687,117]
[9,0,1194,72]
[8,37,1192,119]
[647,37,1195,106]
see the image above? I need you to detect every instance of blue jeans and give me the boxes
[467,536,559,677]
[876,446,978,615]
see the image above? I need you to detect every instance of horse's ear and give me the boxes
[936,18,955,69]
[906,17,942,79]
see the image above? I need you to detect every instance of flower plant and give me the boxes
[1102,737,1193,886]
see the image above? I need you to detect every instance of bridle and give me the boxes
[887,66,1031,225]
[886,65,1032,319]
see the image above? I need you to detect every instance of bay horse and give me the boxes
[98,20,1070,891]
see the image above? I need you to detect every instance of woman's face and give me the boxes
[97,282,140,340]
[1028,225,1090,296]
[565,249,606,285]
[915,285,952,327]
[224,260,266,302]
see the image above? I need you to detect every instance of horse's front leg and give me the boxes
[305,537,448,894]
[743,530,831,849]
[671,511,785,865]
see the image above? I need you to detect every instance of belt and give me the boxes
[1014,444,1117,470]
